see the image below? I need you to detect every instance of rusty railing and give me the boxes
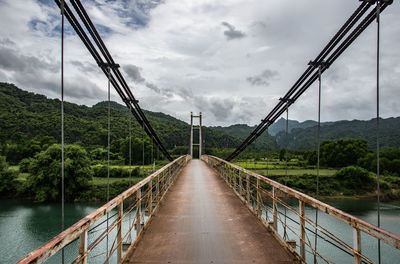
[202,155,400,264]
[18,155,191,264]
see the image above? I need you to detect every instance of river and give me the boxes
[0,199,399,263]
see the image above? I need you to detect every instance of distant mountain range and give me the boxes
[1,82,399,151]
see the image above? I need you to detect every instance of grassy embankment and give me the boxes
[11,164,167,202]
[236,159,400,200]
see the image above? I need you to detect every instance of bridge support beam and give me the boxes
[353,228,362,264]
[78,229,88,264]
[136,189,142,234]
[117,203,123,263]
[272,187,278,231]
[256,178,261,217]
[246,174,250,204]
[149,180,153,215]
[299,200,306,261]
[189,112,202,158]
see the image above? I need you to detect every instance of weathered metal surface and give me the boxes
[17,155,190,264]
[123,160,297,263]
[299,200,305,260]
[206,155,400,251]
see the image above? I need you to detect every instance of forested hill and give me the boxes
[1,82,399,152]
[0,82,240,149]
[275,117,400,150]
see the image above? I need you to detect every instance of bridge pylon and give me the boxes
[190,112,202,158]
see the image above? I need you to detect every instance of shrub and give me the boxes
[19,158,33,173]
[0,156,18,195]
[335,166,374,190]
[93,165,141,178]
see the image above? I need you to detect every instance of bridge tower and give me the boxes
[190,112,202,158]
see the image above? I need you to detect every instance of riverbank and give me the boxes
[3,175,145,203]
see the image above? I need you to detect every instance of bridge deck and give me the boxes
[124,160,296,264]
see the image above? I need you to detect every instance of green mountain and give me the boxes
[211,124,277,149]
[1,82,399,155]
[268,117,333,136]
[0,82,240,150]
[276,118,400,150]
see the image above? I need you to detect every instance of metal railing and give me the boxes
[202,155,400,264]
[18,155,191,264]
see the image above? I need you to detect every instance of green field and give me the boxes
[92,176,144,186]
[235,159,306,169]
[255,169,337,177]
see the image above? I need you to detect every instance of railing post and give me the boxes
[246,174,250,203]
[299,200,306,260]
[117,203,123,263]
[228,165,233,188]
[156,174,160,202]
[272,187,278,231]
[233,169,237,192]
[149,180,153,215]
[239,171,243,197]
[168,166,171,186]
[257,178,261,217]
[136,188,142,234]
[353,228,361,264]
[78,229,88,264]
[229,166,235,189]
[162,170,165,194]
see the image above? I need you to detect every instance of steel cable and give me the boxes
[60,1,65,263]
[376,2,382,264]
[226,2,389,161]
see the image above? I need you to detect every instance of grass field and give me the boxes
[91,177,145,186]
[235,159,306,169]
[254,168,337,177]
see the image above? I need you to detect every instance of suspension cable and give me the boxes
[142,122,145,177]
[312,60,326,264]
[225,1,392,161]
[315,64,322,264]
[60,1,65,263]
[266,128,268,177]
[283,101,289,240]
[106,66,111,261]
[128,105,132,243]
[376,2,381,264]
[152,137,154,172]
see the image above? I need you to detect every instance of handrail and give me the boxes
[18,155,191,264]
[202,155,400,263]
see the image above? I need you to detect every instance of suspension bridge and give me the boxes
[16,0,400,263]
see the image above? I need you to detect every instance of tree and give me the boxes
[304,150,317,165]
[27,144,93,202]
[335,166,373,190]
[320,139,368,168]
[279,148,286,161]
[90,147,108,161]
[120,136,153,165]
[0,156,17,195]
[358,149,400,176]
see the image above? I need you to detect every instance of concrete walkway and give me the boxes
[123,160,296,264]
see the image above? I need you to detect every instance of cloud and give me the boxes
[123,64,165,95]
[0,0,399,126]
[0,46,58,74]
[246,69,279,86]
[124,64,145,83]
[0,40,104,102]
[221,21,245,40]
[70,61,98,74]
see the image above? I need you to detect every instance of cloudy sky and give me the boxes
[0,0,399,126]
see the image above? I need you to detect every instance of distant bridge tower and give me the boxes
[190,112,202,158]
